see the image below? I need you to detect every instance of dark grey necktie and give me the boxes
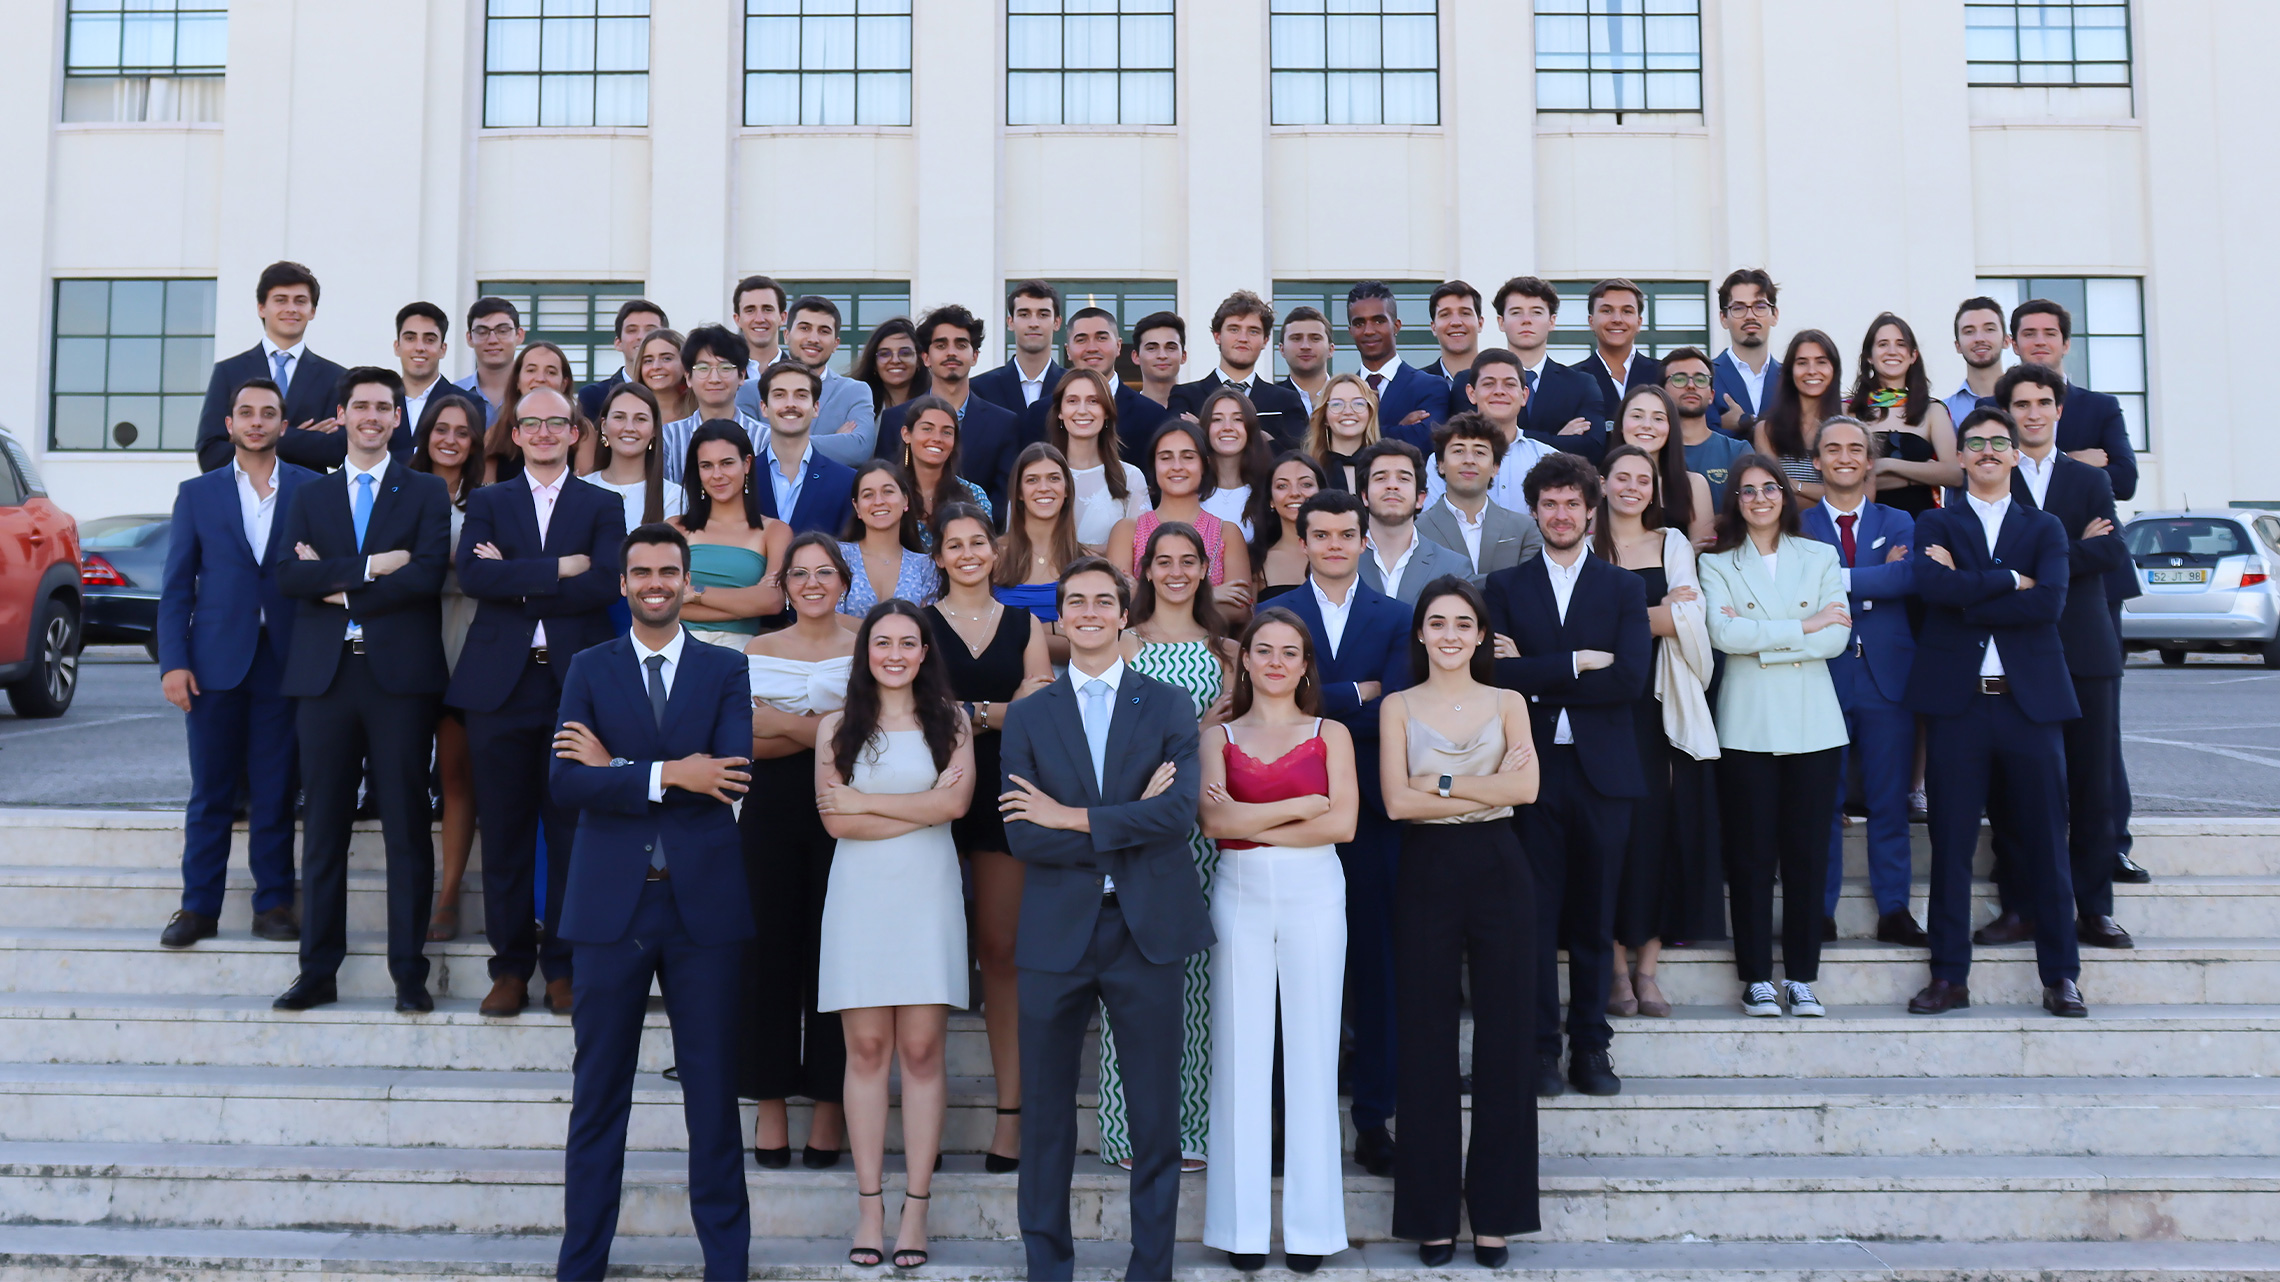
[645,653,667,870]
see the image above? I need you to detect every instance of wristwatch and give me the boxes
[1437,774,1453,799]
[610,757,632,768]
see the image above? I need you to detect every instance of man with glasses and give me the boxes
[1903,407,2086,1019]
[456,296,525,428]
[662,325,768,488]
[1662,347,1750,512]
[450,387,628,1019]
[1711,269,1781,437]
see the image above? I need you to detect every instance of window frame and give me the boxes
[779,280,913,374]
[1005,0,1177,128]
[47,276,217,454]
[1533,0,1704,116]
[1545,278,1712,364]
[63,0,228,78]
[1976,275,2151,454]
[481,0,652,130]
[1965,1,2132,89]
[1268,280,1445,379]
[743,0,913,128]
[474,280,651,385]
[1268,0,1441,128]
[1003,279,1178,386]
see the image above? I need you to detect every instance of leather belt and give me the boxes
[1101,889,1119,907]
[345,639,367,655]
[645,866,671,882]
[530,647,551,665]
[1978,676,2010,696]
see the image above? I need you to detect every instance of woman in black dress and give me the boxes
[1846,311,1963,516]
[921,502,1053,1171]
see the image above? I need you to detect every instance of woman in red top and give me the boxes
[1196,608,1358,1273]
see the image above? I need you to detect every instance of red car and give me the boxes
[0,426,82,717]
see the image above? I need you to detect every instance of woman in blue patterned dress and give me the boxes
[896,396,991,550]
[839,459,938,614]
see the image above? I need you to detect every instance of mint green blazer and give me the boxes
[1698,534,1851,754]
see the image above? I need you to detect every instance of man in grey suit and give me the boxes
[998,557,1212,1282]
[1354,439,1479,604]
[733,294,877,465]
[1419,412,1544,580]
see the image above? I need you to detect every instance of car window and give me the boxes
[2126,518,2250,559]
[79,515,169,549]
[0,436,42,500]
[2256,516,2280,552]
[0,450,22,508]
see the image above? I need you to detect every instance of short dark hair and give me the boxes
[788,294,841,328]
[1661,344,1712,374]
[1211,290,1275,334]
[682,324,750,372]
[1492,275,1560,316]
[1588,278,1644,314]
[1717,268,1779,313]
[759,358,822,400]
[335,365,405,411]
[1472,347,1524,378]
[733,275,786,314]
[1067,305,1117,333]
[1007,279,1061,317]
[915,303,985,351]
[1428,280,1482,318]
[621,521,691,571]
[1811,413,1880,458]
[1957,406,2019,440]
[230,377,284,413]
[256,261,319,307]
[1281,305,1330,335]
[1354,438,1427,501]
[1432,411,1507,466]
[1994,362,2069,409]
[395,301,448,339]
[1953,295,2006,336]
[1296,488,1367,539]
[1345,280,1397,319]
[2010,298,2072,342]
[614,298,668,335]
[467,295,521,329]
[1134,310,1188,346]
[1058,554,1131,613]
[1523,451,1602,509]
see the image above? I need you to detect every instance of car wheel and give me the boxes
[144,638,161,663]
[2159,647,2187,667]
[5,595,81,718]
[2263,636,2280,670]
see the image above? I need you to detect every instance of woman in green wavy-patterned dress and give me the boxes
[1097,519,1235,1170]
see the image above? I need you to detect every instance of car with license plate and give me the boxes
[2120,510,2280,666]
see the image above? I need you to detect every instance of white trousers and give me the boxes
[1202,843,1349,1256]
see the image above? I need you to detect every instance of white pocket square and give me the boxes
[1871,537,1887,548]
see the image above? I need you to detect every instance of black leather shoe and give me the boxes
[2078,916,2134,949]
[801,1145,842,1169]
[1226,1253,1266,1272]
[1536,1052,1566,1098]
[159,910,217,949]
[1876,910,1930,947]
[1821,915,1838,943]
[1567,1049,1621,1096]
[2042,979,2088,1017]
[1418,1243,1456,1268]
[2113,852,2152,884]
[394,983,433,1013]
[272,974,337,1011]
[1907,979,1971,1014]
[1972,911,2035,945]
[1284,1253,1323,1274]
[1353,1124,1395,1176]
[1473,1242,1511,1269]
[250,906,300,942]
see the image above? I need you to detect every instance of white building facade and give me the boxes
[3,0,2271,520]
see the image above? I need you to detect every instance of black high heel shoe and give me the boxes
[802,1144,842,1169]
[1417,1242,1455,1268]
[752,1145,791,1169]
[892,1191,930,1269]
[848,1189,884,1267]
[1473,1240,1510,1269]
[985,1106,1020,1174]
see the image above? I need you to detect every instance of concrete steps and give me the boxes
[0,866,486,935]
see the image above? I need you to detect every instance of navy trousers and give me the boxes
[469,655,576,983]
[559,879,750,1281]
[1824,684,1915,917]
[180,632,298,918]
[1516,745,1630,1058]
[1924,692,2081,988]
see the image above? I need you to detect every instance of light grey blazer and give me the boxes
[735,368,877,466]
[1697,533,1851,755]
[1417,496,1543,582]
[1359,530,1478,605]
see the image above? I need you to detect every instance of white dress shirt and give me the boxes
[402,377,440,436]
[339,456,390,641]
[1368,528,1421,601]
[1733,353,1770,412]
[526,466,567,648]
[1069,655,1127,893]
[1424,429,1554,515]
[1542,548,1588,744]
[1821,496,1866,594]
[2017,448,2057,509]
[1017,359,1052,407]
[232,457,278,564]
[1360,356,1402,394]
[1443,497,1487,569]
[1597,349,1636,395]
[261,336,308,394]
[1964,491,2016,677]
[1309,575,1356,656]
[633,626,687,802]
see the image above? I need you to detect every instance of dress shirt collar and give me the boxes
[1217,369,1257,395]
[1444,496,1485,529]
[1069,654,1126,695]
[1966,490,2011,521]
[632,625,687,681]
[231,455,276,495]
[1360,355,1402,386]
[2016,448,2057,506]
[765,435,815,476]
[525,464,566,501]
[1518,352,1551,378]
[343,455,388,489]
[1543,545,1588,586]
[260,336,308,363]
[1822,495,1866,524]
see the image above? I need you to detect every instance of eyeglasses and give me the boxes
[1324,397,1370,412]
[515,416,573,435]
[688,362,739,378]
[1665,373,1712,388]
[1736,483,1786,500]
[783,566,841,582]
[1723,302,1776,318]
[1961,435,2014,452]
[470,324,520,340]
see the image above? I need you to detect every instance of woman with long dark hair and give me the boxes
[1198,386,1275,542]
[1107,420,1253,604]
[670,420,791,646]
[815,600,976,1271]
[408,394,481,941]
[583,381,683,535]
[1379,576,1540,1268]
[1614,384,1715,547]
[637,328,696,424]
[897,395,991,544]
[993,444,1081,637]
[851,317,927,422]
[922,503,1053,1173]
[1046,368,1146,551]
[1752,330,1841,501]
[1248,451,1325,606]
[1197,608,1358,1272]
[737,533,859,1170]
[1700,456,1851,1018]
[1846,312,1962,515]
[838,459,936,614]
[484,339,596,480]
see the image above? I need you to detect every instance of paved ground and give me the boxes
[4,647,2277,814]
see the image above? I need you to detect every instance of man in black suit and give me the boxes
[1421,279,1483,381]
[1485,452,1650,1096]
[550,522,755,1282]
[1456,277,1610,465]
[874,304,1023,509]
[1016,307,1169,453]
[1171,291,1312,451]
[195,261,350,473]
[575,298,669,421]
[1277,305,1336,420]
[1577,279,1665,424]
[271,368,453,1013]
[449,386,628,1019]
[971,279,1065,416]
[998,557,1211,1282]
[1904,407,2087,1019]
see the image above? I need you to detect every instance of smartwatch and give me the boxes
[1437,774,1453,799]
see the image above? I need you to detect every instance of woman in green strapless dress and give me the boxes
[672,420,792,646]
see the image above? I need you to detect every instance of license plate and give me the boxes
[2147,568,2208,584]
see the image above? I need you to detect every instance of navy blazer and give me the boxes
[756,444,857,536]
[1800,500,1918,707]
[1274,579,1412,751]
[446,474,627,712]
[1710,350,1781,438]
[2013,456,2127,678]
[1902,500,2078,724]
[575,370,625,422]
[1017,380,1171,463]
[999,668,1214,971]
[2059,382,2140,607]
[156,460,318,689]
[195,345,365,473]
[1578,351,1665,433]
[1171,372,1312,452]
[550,633,757,948]
[875,393,1023,511]
[969,359,1061,418]
[1521,357,1612,465]
[275,462,453,698]
[1367,360,1456,450]
[1484,554,1652,797]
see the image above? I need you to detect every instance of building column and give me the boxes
[911,0,1002,345]
[648,0,739,335]
[1447,0,1536,285]
[0,0,61,449]
[1181,1,1269,376]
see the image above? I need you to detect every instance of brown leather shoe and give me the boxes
[1972,911,2035,946]
[544,977,574,1014]
[480,974,528,1018]
[1907,979,1971,1014]
[2078,916,2134,949]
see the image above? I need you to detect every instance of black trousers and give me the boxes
[296,647,436,988]
[1993,673,2120,920]
[1514,745,1629,1058]
[1717,747,1841,985]
[1391,822,1539,1242]
[468,655,576,984]
[1926,692,2080,988]
[2110,598,2135,856]
[736,752,843,1103]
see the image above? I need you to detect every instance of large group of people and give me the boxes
[154,261,2150,1280]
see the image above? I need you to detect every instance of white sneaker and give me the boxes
[1742,982,1781,1016]
[1784,981,1825,1017]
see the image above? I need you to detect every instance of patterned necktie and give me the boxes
[271,349,292,393]
[1080,678,1111,795]
[1836,512,1858,566]
[645,652,668,870]
[352,473,375,550]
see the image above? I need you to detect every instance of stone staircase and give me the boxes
[0,807,2274,1280]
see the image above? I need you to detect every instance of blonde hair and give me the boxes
[1306,371,1381,460]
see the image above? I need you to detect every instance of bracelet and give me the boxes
[977,701,991,731]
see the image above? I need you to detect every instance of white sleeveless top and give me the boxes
[746,652,853,714]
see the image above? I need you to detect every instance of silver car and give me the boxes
[2120,510,2280,666]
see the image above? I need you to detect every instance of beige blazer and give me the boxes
[1698,533,1850,755]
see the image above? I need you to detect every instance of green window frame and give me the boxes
[744,0,912,127]
[1966,2,2130,87]
[781,280,912,373]
[1269,280,1445,377]
[1008,279,1178,386]
[477,281,649,383]
[1545,278,1710,363]
[1977,276,2149,453]
[1007,0,1176,127]
[49,277,217,452]
[1269,0,1439,127]
[483,0,650,129]
[1534,0,1703,114]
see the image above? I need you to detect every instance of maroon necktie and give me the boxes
[1367,373,1384,392]
[1836,512,1858,565]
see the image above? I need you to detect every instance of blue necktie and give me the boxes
[1080,678,1111,795]
[272,349,293,393]
[352,473,375,551]
[1523,368,1538,395]
[645,652,669,871]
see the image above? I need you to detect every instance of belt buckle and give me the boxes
[532,647,550,665]
[1979,676,2006,695]
[347,639,366,655]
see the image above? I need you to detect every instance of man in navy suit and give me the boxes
[1456,277,1610,465]
[1904,407,2086,1019]
[1710,268,1782,437]
[195,261,351,473]
[1171,291,1312,452]
[549,523,756,1282]
[1421,280,1483,382]
[1345,280,1452,450]
[1577,279,1665,428]
[752,361,858,535]
[874,305,1023,509]
[1800,417,1925,945]
[1276,490,1411,1173]
[1016,308,1169,455]
[449,386,628,1019]
[271,368,454,1014]
[1485,452,1651,1096]
[157,377,316,949]
[971,279,1065,417]
[998,557,1212,1281]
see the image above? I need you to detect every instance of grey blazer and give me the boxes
[1359,529,1479,605]
[1417,496,1543,582]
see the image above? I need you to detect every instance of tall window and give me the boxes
[1269,281,1443,377]
[1535,0,1702,113]
[484,0,650,129]
[745,0,912,127]
[1978,276,2149,451]
[477,281,648,382]
[1008,280,1177,385]
[781,281,912,373]
[61,0,226,123]
[1270,0,1438,126]
[1007,0,1174,126]
[1546,279,1709,361]
[49,278,216,452]
[1966,2,2130,86]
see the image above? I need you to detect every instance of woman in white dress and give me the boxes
[1197,385,1274,543]
[581,382,685,537]
[1044,368,1147,551]
[814,600,976,1271]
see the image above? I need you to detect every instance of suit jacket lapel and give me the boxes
[1042,681,1101,806]
[259,469,302,567]
[2010,469,2037,511]
[1736,542,1780,607]
[1102,675,1148,800]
